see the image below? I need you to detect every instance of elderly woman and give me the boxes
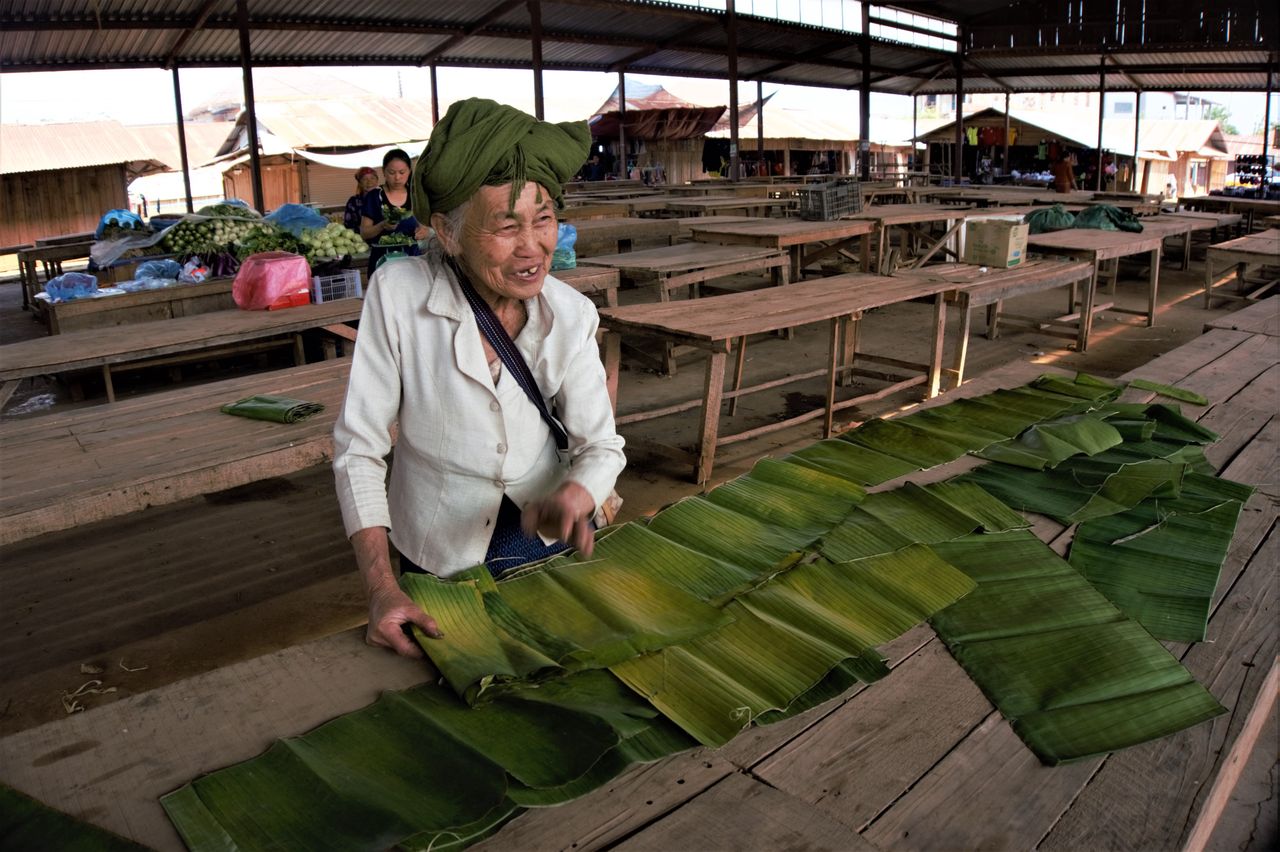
[333,99,625,659]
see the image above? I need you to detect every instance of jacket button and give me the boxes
[496,443,507,454]
[493,479,504,489]
[490,400,501,411]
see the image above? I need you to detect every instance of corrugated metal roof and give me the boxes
[0,0,1273,96]
[0,120,168,175]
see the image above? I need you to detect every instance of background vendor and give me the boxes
[343,166,380,233]
[360,148,430,273]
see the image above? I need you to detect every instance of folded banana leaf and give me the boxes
[611,544,975,747]
[974,413,1124,470]
[1068,472,1253,641]
[930,530,1225,764]
[219,393,324,423]
[1127,378,1210,405]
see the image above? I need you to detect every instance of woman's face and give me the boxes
[439,182,557,303]
[383,158,411,191]
[358,172,379,192]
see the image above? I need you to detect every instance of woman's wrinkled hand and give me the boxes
[366,581,443,659]
[413,223,430,240]
[521,481,597,558]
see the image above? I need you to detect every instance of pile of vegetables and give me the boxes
[197,202,261,219]
[161,218,259,255]
[232,222,301,259]
[297,222,370,262]
[100,220,150,241]
[376,232,415,247]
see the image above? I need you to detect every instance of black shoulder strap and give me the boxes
[448,257,569,451]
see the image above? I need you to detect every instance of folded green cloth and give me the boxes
[220,394,324,423]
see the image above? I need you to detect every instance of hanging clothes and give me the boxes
[1037,139,1048,159]
[966,126,978,146]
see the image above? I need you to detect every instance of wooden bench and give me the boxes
[1203,228,1280,309]
[0,299,362,405]
[686,217,877,281]
[1202,294,1279,336]
[0,358,353,547]
[553,264,621,308]
[17,241,93,311]
[36,276,239,334]
[598,273,954,483]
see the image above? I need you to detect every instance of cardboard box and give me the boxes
[963,218,1029,268]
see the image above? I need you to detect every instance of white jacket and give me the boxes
[333,251,626,577]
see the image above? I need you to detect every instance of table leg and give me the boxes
[1204,255,1214,309]
[102,365,116,404]
[790,246,802,282]
[728,336,748,417]
[1181,232,1191,272]
[603,332,621,413]
[695,351,728,484]
[985,300,1002,339]
[824,318,839,437]
[860,233,871,273]
[838,311,862,387]
[292,333,306,366]
[1146,248,1160,327]
[1079,260,1099,352]
[952,296,973,390]
[926,292,945,399]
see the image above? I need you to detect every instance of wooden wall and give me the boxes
[0,165,128,247]
[220,160,303,213]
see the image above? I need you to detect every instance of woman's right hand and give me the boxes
[366,581,444,659]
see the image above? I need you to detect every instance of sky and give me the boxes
[0,65,1274,134]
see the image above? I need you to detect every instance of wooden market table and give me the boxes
[1181,195,1280,231]
[848,202,1009,273]
[16,240,93,311]
[1025,227,1166,338]
[34,276,238,334]
[569,216,683,256]
[1163,208,1244,240]
[664,194,797,218]
[1203,228,1280,309]
[597,272,955,483]
[0,299,362,406]
[553,264,621,308]
[0,357,354,547]
[1202,293,1279,336]
[887,259,1096,386]
[685,217,877,281]
[3,332,1271,852]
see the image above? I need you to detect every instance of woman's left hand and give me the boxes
[522,482,596,557]
[413,223,430,240]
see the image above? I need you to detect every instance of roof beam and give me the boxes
[416,0,526,65]
[1103,54,1143,90]
[163,0,221,70]
[607,20,722,72]
[961,56,1015,92]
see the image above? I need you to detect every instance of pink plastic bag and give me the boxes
[233,252,312,310]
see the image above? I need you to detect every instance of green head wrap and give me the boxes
[412,97,591,222]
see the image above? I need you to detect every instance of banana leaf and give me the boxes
[820,481,1028,562]
[1098,402,1219,445]
[0,782,148,852]
[1068,472,1253,641]
[974,413,1124,470]
[1126,378,1210,405]
[929,530,1225,764]
[785,438,919,486]
[611,544,974,747]
[842,418,975,468]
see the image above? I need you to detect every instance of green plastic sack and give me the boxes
[1072,204,1144,233]
[220,394,324,423]
[1024,204,1075,234]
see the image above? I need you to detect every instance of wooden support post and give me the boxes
[430,64,440,125]
[528,1,544,120]
[235,0,265,213]
[726,2,740,182]
[171,66,194,213]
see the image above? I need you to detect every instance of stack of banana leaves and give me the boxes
[154,373,1249,851]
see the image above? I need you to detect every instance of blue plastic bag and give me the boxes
[135,259,183,280]
[46,271,99,302]
[95,209,145,239]
[551,222,577,271]
[265,203,329,238]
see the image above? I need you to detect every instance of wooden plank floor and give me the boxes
[1,333,1272,850]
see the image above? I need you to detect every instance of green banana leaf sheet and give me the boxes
[1067,472,1254,641]
[929,530,1226,764]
